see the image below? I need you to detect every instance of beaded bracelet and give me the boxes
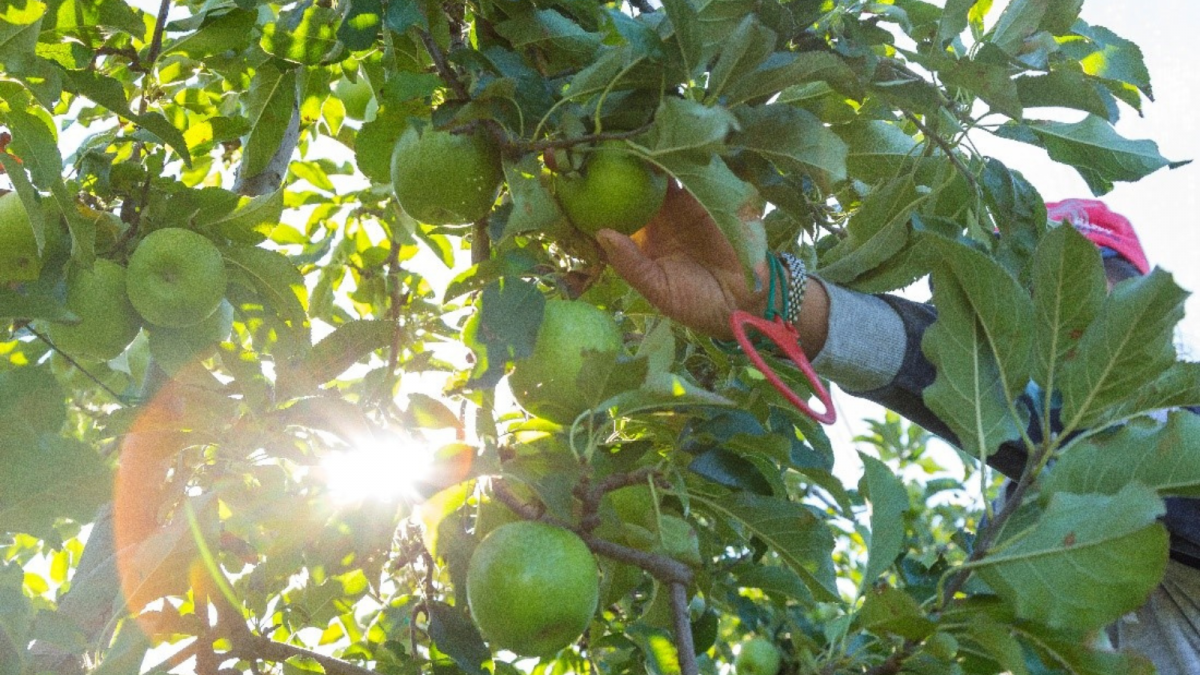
[778,252,808,330]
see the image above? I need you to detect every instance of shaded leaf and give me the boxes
[973,483,1167,633]
[298,319,394,387]
[241,64,298,182]
[1047,412,1200,499]
[730,104,847,183]
[858,584,934,640]
[1058,269,1187,431]
[689,491,837,600]
[859,454,909,585]
[722,51,859,106]
[1030,224,1105,393]
[819,177,923,285]
[428,601,489,675]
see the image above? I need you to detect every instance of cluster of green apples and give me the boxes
[53,227,231,366]
[0,196,232,367]
[387,126,666,236]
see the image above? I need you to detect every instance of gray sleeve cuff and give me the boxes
[810,279,907,393]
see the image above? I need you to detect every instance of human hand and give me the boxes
[595,182,769,340]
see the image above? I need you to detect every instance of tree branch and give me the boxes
[417,30,470,101]
[670,582,699,675]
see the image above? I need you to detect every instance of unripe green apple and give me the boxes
[390,127,503,225]
[48,259,143,361]
[735,637,782,675]
[508,299,623,424]
[126,228,228,328]
[553,142,667,236]
[467,521,599,657]
[0,192,41,282]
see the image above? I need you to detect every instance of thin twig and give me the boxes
[417,30,470,101]
[471,217,490,265]
[26,325,126,403]
[903,111,978,193]
[669,582,699,675]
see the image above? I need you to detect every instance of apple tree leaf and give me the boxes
[1030,224,1106,394]
[689,490,838,601]
[858,453,910,587]
[1058,269,1187,432]
[819,177,924,286]
[428,601,489,675]
[973,482,1167,633]
[730,104,848,183]
[1046,411,1200,499]
[241,63,297,182]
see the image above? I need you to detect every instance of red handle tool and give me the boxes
[729,310,836,425]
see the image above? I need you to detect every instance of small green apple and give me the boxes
[553,142,667,236]
[126,228,228,328]
[390,127,503,225]
[467,521,599,657]
[0,192,40,282]
[735,637,782,675]
[508,299,623,424]
[48,259,143,361]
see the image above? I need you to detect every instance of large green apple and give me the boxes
[553,142,667,236]
[507,299,623,424]
[735,637,782,675]
[126,228,227,328]
[467,521,599,657]
[48,259,143,361]
[390,127,503,225]
[0,192,41,282]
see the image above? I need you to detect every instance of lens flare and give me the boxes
[322,438,435,504]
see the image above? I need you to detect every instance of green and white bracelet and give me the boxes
[778,252,808,329]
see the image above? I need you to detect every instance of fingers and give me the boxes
[595,228,670,308]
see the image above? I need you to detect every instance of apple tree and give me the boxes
[0,0,1193,674]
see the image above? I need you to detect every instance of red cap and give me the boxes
[1045,199,1150,275]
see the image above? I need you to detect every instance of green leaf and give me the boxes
[241,63,297,182]
[1110,362,1200,421]
[62,70,191,164]
[858,584,934,640]
[576,351,650,414]
[0,1,43,66]
[223,245,309,327]
[202,188,285,242]
[165,9,256,59]
[1030,224,1105,394]
[500,155,567,238]
[338,0,382,51]
[0,561,31,675]
[474,277,545,387]
[921,268,1022,461]
[722,51,859,106]
[980,157,1044,274]
[384,0,427,34]
[661,0,705,79]
[937,0,976,46]
[428,601,489,675]
[261,2,342,65]
[1016,70,1113,120]
[1039,0,1082,35]
[643,98,739,159]
[0,286,74,321]
[835,120,920,184]
[0,366,65,438]
[1046,412,1200,499]
[298,319,394,387]
[91,618,151,675]
[858,453,909,586]
[0,433,112,537]
[493,9,601,69]
[973,483,1167,633]
[689,491,837,601]
[730,105,847,183]
[1022,633,1155,675]
[1058,269,1187,431]
[987,0,1048,55]
[730,563,813,603]
[704,15,775,105]
[938,45,1022,119]
[995,116,1179,196]
[819,177,923,286]
[1061,21,1152,99]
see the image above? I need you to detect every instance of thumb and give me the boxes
[596,228,669,306]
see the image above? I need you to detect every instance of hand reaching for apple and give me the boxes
[596,182,829,356]
[595,182,770,340]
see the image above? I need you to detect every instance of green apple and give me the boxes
[735,637,782,675]
[0,192,40,282]
[390,126,503,225]
[126,228,227,328]
[553,142,667,236]
[467,521,599,657]
[508,299,623,424]
[48,259,143,361]
[147,299,234,373]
